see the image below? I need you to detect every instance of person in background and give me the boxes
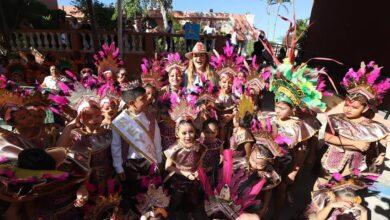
[203,21,216,51]
[70,17,79,30]
[166,20,175,52]
[41,65,68,92]
[231,27,238,52]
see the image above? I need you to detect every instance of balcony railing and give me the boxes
[10,29,227,55]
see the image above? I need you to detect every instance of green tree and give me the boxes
[117,0,172,29]
[295,18,309,49]
[71,0,116,29]
[1,0,66,29]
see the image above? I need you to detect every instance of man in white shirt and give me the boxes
[110,84,162,215]
[41,65,68,92]
[203,22,216,51]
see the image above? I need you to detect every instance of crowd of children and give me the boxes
[0,30,389,220]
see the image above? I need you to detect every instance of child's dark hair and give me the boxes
[239,112,253,128]
[144,84,158,98]
[176,119,195,134]
[347,93,375,119]
[202,118,219,130]
[121,86,146,103]
[17,148,56,170]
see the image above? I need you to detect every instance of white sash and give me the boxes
[111,111,158,164]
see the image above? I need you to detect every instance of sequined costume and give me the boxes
[164,141,208,219]
[306,189,363,220]
[258,112,319,149]
[229,128,254,170]
[199,138,223,172]
[321,113,389,175]
[68,128,113,196]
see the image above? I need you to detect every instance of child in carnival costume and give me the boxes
[156,53,187,150]
[111,80,163,218]
[199,118,224,187]
[140,54,166,120]
[94,42,124,96]
[56,82,116,218]
[258,20,328,213]
[210,42,243,148]
[164,100,209,219]
[306,172,377,220]
[320,62,389,185]
[247,117,290,217]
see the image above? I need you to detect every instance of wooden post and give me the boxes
[117,0,123,55]
[86,0,99,51]
[0,0,11,52]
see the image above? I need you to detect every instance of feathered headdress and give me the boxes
[164,53,186,73]
[211,42,245,79]
[136,185,170,215]
[203,150,266,219]
[270,59,327,112]
[237,94,254,119]
[169,100,197,123]
[0,89,48,108]
[244,57,271,95]
[140,55,165,89]
[250,117,289,159]
[341,61,390,111]
[259,12,336,113]
[188,80,218,106]
[67,82,100,114]
[318,171,379,193]
[0,88,50,122]
[94,42,124,74]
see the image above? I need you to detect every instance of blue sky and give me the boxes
[58,0,314,42]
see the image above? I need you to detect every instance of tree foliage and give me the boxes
[117,0,172,19]
[71,0,116,29]
[2,0,66,29]
[295,18,309,49]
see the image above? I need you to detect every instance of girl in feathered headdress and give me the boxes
[247,117,290,217]
[156,53,187,150]
[164,100,208,219]
[141,54,165,118]
[257,15,329,217]
[56,83,116,217]
[307,173,375,220]
[210,42,242,147]
[320,61,389,184]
